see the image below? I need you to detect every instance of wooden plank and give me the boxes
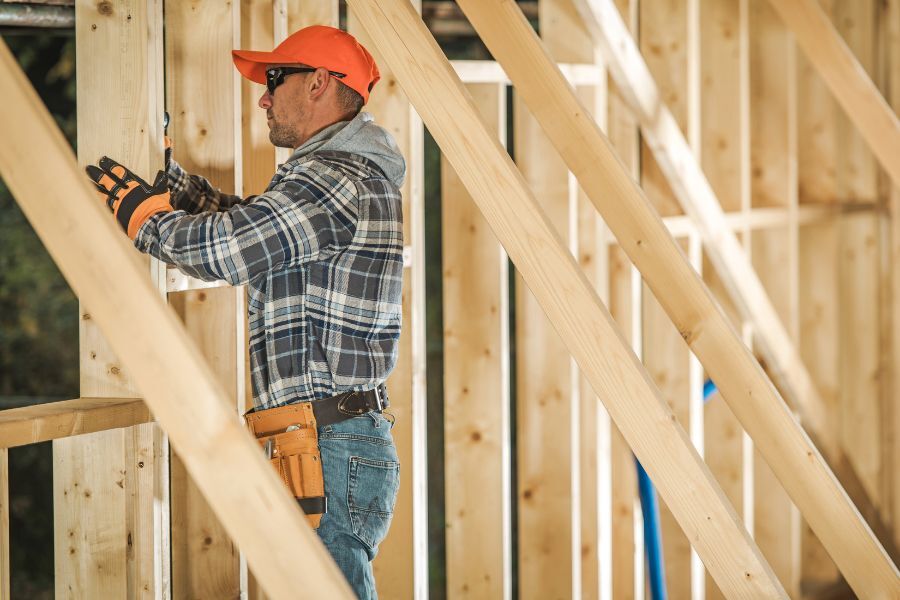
[793,1,873,588]
[54,429,125,598]
[286,0,338,30]
[605,3,640,596]
[639,0,686,220]
[831,0,883,520]
[238,5,277,599]
[798,219,841,587]
[57,0,167,596]
[600,0,644,600]
[513,2,595,596]
[241,0,276,198]
[749,4,801,593]
[638,1,695,595]
[450,60,603,86]
[0,37,354,600]
[442,82,510,600]
[660,205,837,239]
[540,3,606,597]
[164,0,243,595]
[839,212,883,508]
[641,271,694,598]
[514,93,577,600]
[452,0,900,595]
[765,0,900,189]
[347,3,428,597]
[699,1,751,597]
[0,398,151,448]
[168,290,241,598]
[344,1,788,596]
[0,448,7,600]
[606,247,640,600]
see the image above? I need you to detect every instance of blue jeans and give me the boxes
[316,412,400,599]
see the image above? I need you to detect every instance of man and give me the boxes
[86,25,405,599]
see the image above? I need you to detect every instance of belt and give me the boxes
[310,384,390,427]
[244,384,390,436]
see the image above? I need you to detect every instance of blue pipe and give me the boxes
[636,379,718,600]
[703,379,718,402]
[636,458,667,600]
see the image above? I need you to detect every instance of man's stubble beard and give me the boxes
[268,119,298,149]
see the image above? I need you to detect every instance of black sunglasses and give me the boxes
[265,66,347,95]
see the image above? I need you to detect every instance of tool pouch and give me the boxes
[244,402,326,529]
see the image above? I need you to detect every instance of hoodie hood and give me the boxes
[287,112,406,188]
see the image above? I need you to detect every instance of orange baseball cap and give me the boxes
[232,25,380,104]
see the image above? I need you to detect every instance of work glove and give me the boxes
[85,156,173,240]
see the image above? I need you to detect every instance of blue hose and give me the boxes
[636,458,667,600]
[636,379,717,600]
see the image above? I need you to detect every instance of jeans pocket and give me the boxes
[348,456,400,550]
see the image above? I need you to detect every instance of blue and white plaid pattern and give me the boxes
[134,151,404,410]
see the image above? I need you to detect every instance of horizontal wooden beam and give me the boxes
[453,0,900,597]
[451,59,602,85]
[0,397,152,448]
[0,39,353,600]
[660,204,836,240]
[346,0,785,596]
[767,0,900,188]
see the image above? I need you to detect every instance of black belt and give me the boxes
[311,384,389,427]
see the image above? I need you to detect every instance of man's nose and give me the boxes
[259,91,272,110]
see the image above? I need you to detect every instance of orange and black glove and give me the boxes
[85,156,173,240]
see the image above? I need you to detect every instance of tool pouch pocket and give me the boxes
[246,402,326,529]
[260,429,326,529]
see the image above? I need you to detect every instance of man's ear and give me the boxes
[307,67,331,101]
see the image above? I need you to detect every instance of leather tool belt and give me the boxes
[243,385,389,529]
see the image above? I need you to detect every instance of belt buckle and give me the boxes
[337,392,369,417]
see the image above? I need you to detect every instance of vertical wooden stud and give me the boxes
[832,0,883,517]
[699,1,753,597]
[58,0,167,597]
[795,0,843,587]
[606,2,641,597]
[347,2,428,596]
[514,51,578,599]
[242,0,277,204]
[442,83,511,600]
[638,0,698,596]
[606,246,642,600]
[749,1,801,595]
[540,1,606,597]
[240,3,276,597]
[164,0,243,596]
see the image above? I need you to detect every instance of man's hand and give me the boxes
[85,156,173,240]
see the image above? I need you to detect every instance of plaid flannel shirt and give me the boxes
[134,150,404,410]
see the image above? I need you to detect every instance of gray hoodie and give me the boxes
[287,111,406,188]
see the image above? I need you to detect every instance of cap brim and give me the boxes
[232,50,299,84]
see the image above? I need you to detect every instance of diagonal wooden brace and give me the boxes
[768,0,900,188]
[347,0,786,596]
[570,0,900,566]
[452,0,900,596]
